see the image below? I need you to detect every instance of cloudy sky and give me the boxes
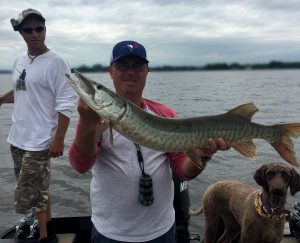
[1,0,300,69]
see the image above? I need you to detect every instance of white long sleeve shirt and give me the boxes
[8,50,77,151]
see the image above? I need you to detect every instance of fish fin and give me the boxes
[227,103,258,120]
[109,122,114,146]
[232,141,257,160]
[97,121,109,136]
[271,124,300,167]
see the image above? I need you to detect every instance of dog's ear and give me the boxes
[290,168,300,196]
[254,164,269,191]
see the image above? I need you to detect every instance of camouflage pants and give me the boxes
[10,145,50,214]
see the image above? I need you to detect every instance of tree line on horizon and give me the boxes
[71,60,300,72]
[1,61,300,73]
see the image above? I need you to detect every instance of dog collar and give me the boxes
[254,192,290,221]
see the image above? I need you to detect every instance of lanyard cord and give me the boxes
[134,143,145,175]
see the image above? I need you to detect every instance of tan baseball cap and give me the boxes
[10,8,45,31]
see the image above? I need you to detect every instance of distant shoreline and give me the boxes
[72,61,300,72]
[1,61,300,73]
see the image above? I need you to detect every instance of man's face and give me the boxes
[19,17,46,50]
[108,55,149,102]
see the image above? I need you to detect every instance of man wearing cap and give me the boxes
[69,40,230,242]
[0,8,77,242]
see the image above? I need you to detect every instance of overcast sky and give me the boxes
[1,0,300,69]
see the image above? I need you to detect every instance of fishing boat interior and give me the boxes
[2,202,300,242]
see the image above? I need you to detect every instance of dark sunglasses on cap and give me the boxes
[21,26,45,34]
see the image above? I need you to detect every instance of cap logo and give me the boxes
[127,43,138,52]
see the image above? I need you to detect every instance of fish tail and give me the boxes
[271,124,300,167]
[189,206,203,216]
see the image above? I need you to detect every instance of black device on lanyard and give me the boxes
[134,143,154,206]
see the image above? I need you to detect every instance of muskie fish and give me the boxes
[65,70,300,166]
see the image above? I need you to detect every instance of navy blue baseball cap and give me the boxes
[110,40,149,64]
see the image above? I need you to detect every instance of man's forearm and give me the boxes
[181,157,206,178]
[74,119,99,157]
[54,113,70,141]
[0,90,14,105]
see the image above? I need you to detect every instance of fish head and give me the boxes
[65,70,127,123]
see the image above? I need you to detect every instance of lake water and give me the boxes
[1,70,300,237]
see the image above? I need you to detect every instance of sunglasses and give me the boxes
[113,62,147,72]
[21,26,45,34]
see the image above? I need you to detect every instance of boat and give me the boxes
[2,189,300,243]
[0,216,91,243]
[0,215,203,242]
[1,210,300,243]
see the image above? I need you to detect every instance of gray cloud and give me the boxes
[0,0,299,69]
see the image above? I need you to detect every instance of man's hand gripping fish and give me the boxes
[65,70,300,167]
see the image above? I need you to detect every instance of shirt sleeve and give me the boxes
[47,55,78,118]
[168,152,192,181]
[69,142,97,173]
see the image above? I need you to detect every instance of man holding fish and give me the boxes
[69,40,230,242]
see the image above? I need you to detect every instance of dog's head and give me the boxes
[254,162,300,208]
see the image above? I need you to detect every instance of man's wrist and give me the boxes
[200,156,211,167]
[190,156,211,171]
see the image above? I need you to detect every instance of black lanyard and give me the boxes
[134,143,154,206]
[134,143,146,175]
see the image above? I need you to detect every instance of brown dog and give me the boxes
[190,162,300,243]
